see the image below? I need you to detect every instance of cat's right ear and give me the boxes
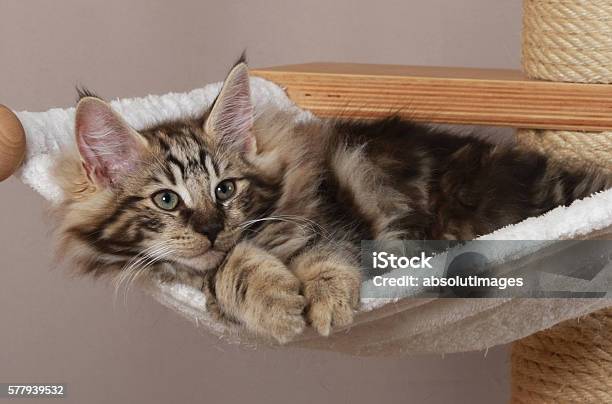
[75,97,148,187]
[205,62,255,153]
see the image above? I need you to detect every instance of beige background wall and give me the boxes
[0,1,520,403]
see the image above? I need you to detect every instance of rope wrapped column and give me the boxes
[511,308,612,402]
[512,1,612,402]
[517,0,612,173]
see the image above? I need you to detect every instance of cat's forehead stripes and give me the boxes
[146,126,199,163]
[170,164,193,207]
[146,122,235,176]
[205,154,219,178]
[139,122,241,209]
[205,154,219,199]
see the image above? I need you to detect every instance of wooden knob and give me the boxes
[0,105,26,181]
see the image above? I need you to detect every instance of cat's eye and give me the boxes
[152,190,181,211]
[215,179,236,201]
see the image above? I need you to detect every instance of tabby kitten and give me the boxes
[54,60,611,343]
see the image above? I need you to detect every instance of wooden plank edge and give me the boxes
[252,64,612,131]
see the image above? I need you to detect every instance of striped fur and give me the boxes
[54,62,612,343]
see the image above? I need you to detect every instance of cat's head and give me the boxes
[55,62,279,275]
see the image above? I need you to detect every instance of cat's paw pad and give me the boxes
[246,270,306,344]
[302,267,361,337]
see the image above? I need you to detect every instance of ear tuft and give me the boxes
[75,97,147,187]
[76,86,101,102]
[205,62,255,152]
[235,50,247,66]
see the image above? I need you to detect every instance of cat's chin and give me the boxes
[171,250,227,273]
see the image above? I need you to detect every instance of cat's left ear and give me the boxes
[205,62,255,153]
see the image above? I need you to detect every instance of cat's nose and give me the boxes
[197,221,223,246]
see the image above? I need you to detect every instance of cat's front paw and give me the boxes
[299,264,361,336]
[242,267,306,344]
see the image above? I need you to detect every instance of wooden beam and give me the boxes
[251,63,612,131]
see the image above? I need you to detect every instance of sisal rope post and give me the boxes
[512,308,612,402]
[518,0,612,174]
[512,1,612,402]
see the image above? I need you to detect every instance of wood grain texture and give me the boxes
[0,105,26,181]
[251,63,612,131]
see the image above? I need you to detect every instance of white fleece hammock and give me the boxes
[15,77,612,355]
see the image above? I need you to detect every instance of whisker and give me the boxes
[113,243,172,304]
[238,214,336,244]
[122,249,174,303]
